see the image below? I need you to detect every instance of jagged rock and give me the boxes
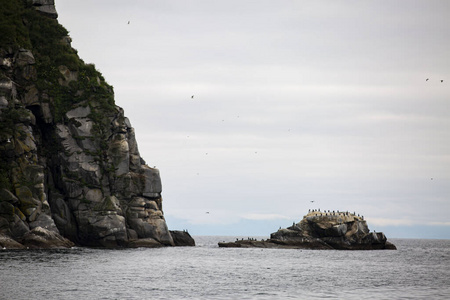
[58,65,78,86]
[32,0,58,19]
[0,2,187,249]
[170,230,196,246]
[219,211,396,250]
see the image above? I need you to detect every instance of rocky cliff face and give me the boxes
[0,0,190,248]
[219,210,396,250]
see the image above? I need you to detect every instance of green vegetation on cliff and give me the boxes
[0,0,32,49]
[0,0,115,121]
[0,1,116,190]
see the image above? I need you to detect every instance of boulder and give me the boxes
[20,227,74,249]
[170,230,195,246]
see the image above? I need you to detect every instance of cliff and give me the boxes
[219,210,396,250]
[0,0,193,248]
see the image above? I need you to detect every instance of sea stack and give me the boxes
[0,1,190,248]
[219,210,396,250]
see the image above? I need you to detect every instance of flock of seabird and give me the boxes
[308,209,364,220]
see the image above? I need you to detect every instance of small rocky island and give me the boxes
[219,210,396,250]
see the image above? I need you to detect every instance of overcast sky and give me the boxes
[56,0,450,238]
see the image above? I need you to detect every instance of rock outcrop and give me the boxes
[170,230,196,247]
[219,210,396,250]
[31,0,58,19]
[0,1,190,248]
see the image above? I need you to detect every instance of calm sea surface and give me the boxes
[1,237,449,299]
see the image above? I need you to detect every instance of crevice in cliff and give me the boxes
[26,103,80,243]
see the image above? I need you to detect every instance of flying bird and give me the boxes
[441,80,444,82]
[426,78,429,81]
[127,21,130,24]
[310,200,314,203]
[191,95,194,99]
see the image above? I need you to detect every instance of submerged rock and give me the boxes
[219,211,396,250]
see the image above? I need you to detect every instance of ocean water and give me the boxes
[1,237,449,299]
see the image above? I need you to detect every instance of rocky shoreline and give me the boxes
[219,210,396,250]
